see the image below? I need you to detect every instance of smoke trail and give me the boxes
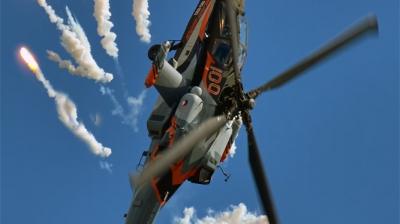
[100,87,146,132]
[37,0,65,27]
[35,69,111,157]
[132,0,151,43]
[113,58,129,97]
[174,203,268,224]
[21,46,111,157]
[93,0,119,57]
[65,8,91,51]
[38,0,113,83]
[47,50,87,76]
[100,87,125,117]
[126,90,146,133]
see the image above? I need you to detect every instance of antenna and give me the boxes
[217,165,231,182]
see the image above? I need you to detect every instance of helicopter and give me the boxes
[124,0,379,223]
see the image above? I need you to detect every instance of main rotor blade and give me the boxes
[255,14,378,93]
[225,0,241,81]
[247,127,279,224]
[131,115,227,187]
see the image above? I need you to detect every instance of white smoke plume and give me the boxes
[132,0,151,43]
[174,203,268,224]
[37,0,64,26]
[93,0,119,57]
[229,141,237,158]
[113,58,129,97]
[99,161,113,173]
[38,0,113,83]
[126,91,146,132]
[100,87,146,132]
[100,86,125,116]
[33,68,112,157]
[47,50,87,76]
[65,8,91,52]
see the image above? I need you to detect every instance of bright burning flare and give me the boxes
[20,47,39,71]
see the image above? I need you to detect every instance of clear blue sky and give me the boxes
[1,0,398,224]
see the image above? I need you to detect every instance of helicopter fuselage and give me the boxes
[125,0,247,223]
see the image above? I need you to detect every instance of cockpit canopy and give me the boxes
[212,39,233,68]
[238,15,248,70]
[212,3,248,70]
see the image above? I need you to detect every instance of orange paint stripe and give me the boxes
[148,143,167,205]
[220,142,231,162]
[150,177,164,204]
[170,158,201,186]
[144,63,158,88]
[149,117,179,205]
[202,52,215,91]
[199,2,212,40]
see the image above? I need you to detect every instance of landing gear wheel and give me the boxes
[148,44,161,61]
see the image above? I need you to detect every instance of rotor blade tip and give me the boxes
[366,13,378,29]
[366,13,379,38]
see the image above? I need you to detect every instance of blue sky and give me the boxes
[1,0,398,224]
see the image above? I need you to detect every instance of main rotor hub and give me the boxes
[244,98,255,110]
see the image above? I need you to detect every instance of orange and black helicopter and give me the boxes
[125,0,378,223]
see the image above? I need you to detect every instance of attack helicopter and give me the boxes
[124,0,379,223]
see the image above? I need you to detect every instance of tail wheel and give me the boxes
[148,44,161,61]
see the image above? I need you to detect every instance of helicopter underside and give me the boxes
[125,0,247,223]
